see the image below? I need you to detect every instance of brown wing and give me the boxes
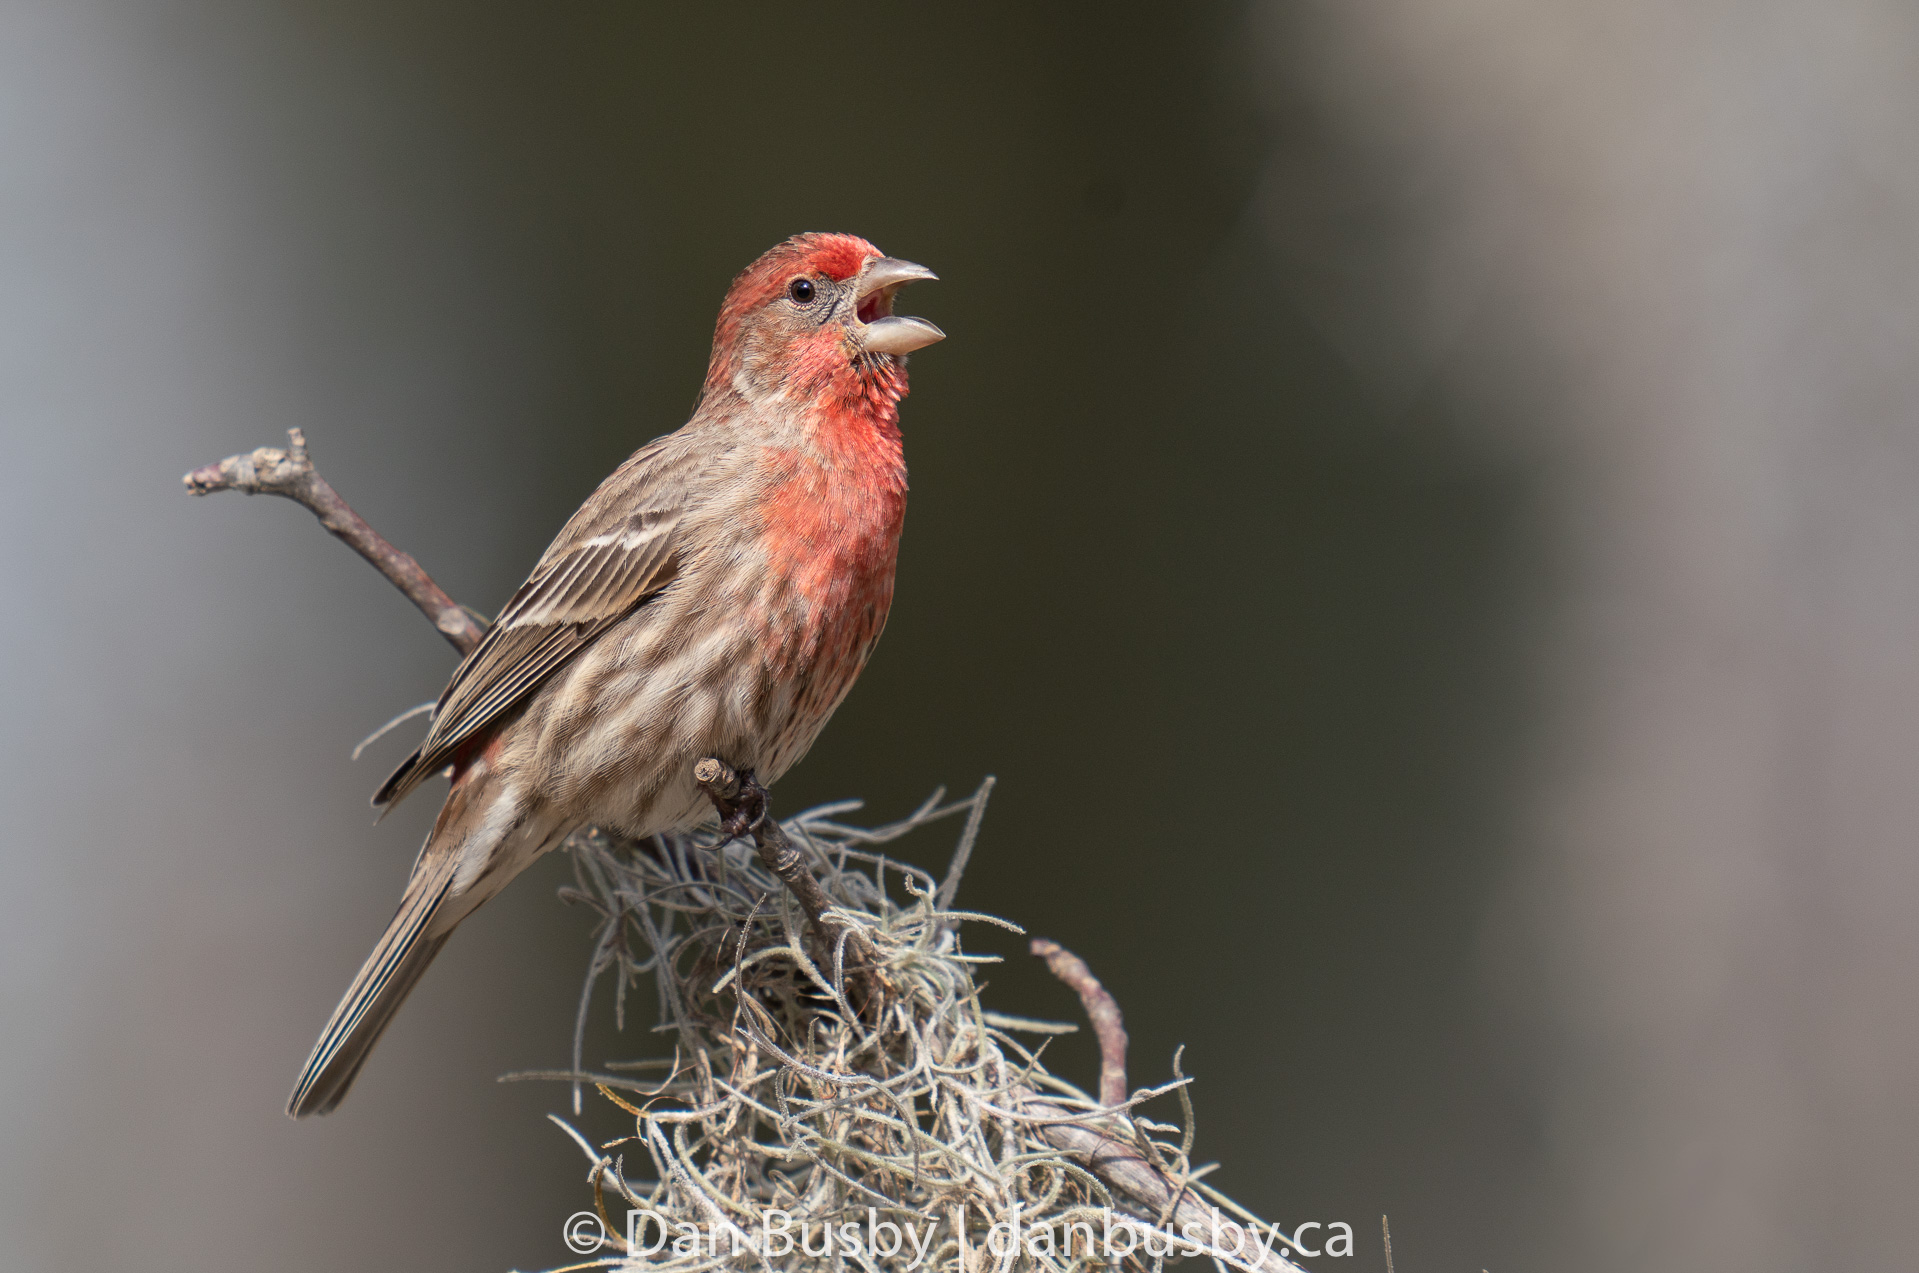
[373,440,690,809]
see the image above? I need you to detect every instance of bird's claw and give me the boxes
[718,769,767,842]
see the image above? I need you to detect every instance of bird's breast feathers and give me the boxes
[749,427,907,679]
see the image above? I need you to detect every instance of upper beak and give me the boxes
[853,257,944,356]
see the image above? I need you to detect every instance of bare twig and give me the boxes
[1024,941,1266,1266]
[350,701,437,761]
[1024,1099,1298,1273]
[691,757,832,929]
[692,756,874,969]
[1020,943,1297,1268]
[1383,1215,1396,1273]
[935,773,993,918]
[184,428,486,655]
[1031,937,1130,1107]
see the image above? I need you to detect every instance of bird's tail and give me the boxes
[286,844,460,1118]
[289,752,563,1117]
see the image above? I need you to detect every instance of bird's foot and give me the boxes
[718,768,767,842]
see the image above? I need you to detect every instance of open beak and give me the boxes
[853,257,944,356]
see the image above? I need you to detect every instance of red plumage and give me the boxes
[288,234,943,1117]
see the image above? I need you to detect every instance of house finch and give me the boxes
[288,233,943,1117]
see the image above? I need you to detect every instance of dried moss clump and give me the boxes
[522,784,1298,1273]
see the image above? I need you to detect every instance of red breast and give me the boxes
[756,389,908,683]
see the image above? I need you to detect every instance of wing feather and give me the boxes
[373,442,692,810]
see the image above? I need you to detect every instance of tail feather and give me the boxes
[292,751,561,1117]
[372,746,424,811]
[287,850,458,1118]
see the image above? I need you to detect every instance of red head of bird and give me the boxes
[703,233,945,410]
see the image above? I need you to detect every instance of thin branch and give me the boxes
[183,428,486,655]
[1031,937,1129,1107]
[691,756,876,971]
[692,759,829,930]
[935,773,994,918]
[1024,1099,1299,1273]
[1025,942,1275,1268]
[350,701,437,761]
[1026,943,1283,1267]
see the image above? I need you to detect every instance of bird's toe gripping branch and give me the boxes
[705,762,769,844]
[692,757,878,977]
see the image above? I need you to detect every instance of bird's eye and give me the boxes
[788,277,816,304]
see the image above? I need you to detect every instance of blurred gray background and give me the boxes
[5,1,1918,1269]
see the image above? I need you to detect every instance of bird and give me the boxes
[287,233,943,1117]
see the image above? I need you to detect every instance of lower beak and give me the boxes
[854,257,945,356]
